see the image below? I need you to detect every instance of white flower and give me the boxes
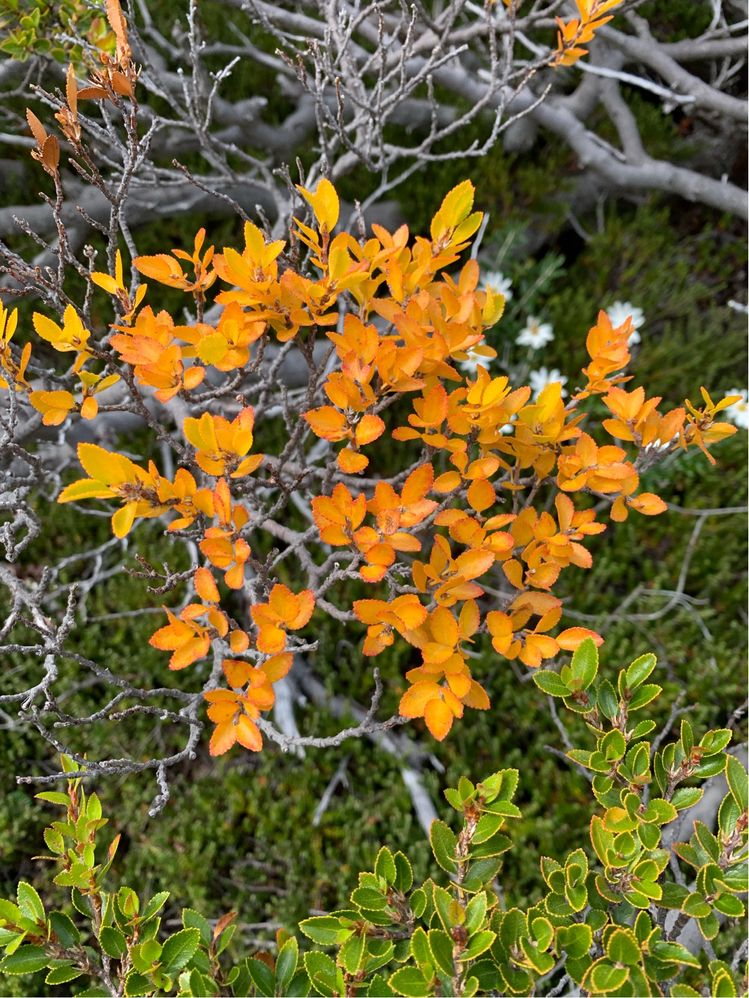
[458,353,489,378]
[724,388,749,430]
[481,269,513,301]
[529,367,568,398]
[606,300,645,346]
[517,316,554,350]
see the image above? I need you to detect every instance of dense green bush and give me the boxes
[1,643,746,997]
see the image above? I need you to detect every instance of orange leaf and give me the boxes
[355,413,385,446]
[236,714,263,751]
[209,720,237,756]
[424,698,454,740]
[629,493,667,516]
[557,627,604,651]
[338,448,369,473]
[195,567,220,603]
[304,406,349,441]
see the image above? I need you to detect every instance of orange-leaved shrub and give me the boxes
[2,174,739,756]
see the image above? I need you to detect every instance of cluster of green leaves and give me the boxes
[0,0,113,63]
[1,643,745,997]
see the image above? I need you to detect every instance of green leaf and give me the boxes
[671,787,703,811]
[641,798,677,825]
[394,852,413,893]
[182,908,211,946]
[557,923,591,959]
[16,883,44,925]
[464,930,495,960]
[600,729,626,761]
[339,933,366,975]
[498,908,527,952]
[0,944,50,975]
[712,968,738,997]
[45,964,83,985]
[388,966,430,997]
[596,681,618,720]
[141,891,170,922]
[427,929,453,976]
[472,812,504,844]
[410,927,433,976]
[569,638,598,689]
[304,951,339,997]
[713,893,745,917]
[625,653,656,690]
[649,941,701,968]
[530,917,553,951]
[605,927,640,966]
[43,828,65,855]
[699,911,720,940]
[693,755,728,779]
[367,973,393,997]
[478,769,518,802]
[99,926,127,959]
[462,858,503,893]
[520,936,555,974]
[682,893,711,918]
[725,755,748,812]
[124,971,151,997]
[700,729,732,756]
[350,887,388,911]
[680,718,694,755]
[35,792,71,805]
[49,911,79,947]
[0,898,22,924]
[631,720,656,740]
[135,937,162,968]
[586,959,629,993]
[117,887,139,919]
[374,847,397,885]
[533,671,571,697]
[464,892,487,936]
[86,793,103,820]
[628,684,662,711]
[247,957,275,996]
[429,820,458,874]
[276,937,298,993]
[299,915,353,946]
[160,927,200,974]
[443,788,463,811]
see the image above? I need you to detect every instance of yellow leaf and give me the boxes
[430,180,475,242]
[111,502,137,538]
[58,479,116,503]
[297,178,340,232]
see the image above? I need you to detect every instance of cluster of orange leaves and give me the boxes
[552,0,625,67]
[3,68,741,753]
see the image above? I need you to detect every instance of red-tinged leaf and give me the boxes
[213,910,238,940]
